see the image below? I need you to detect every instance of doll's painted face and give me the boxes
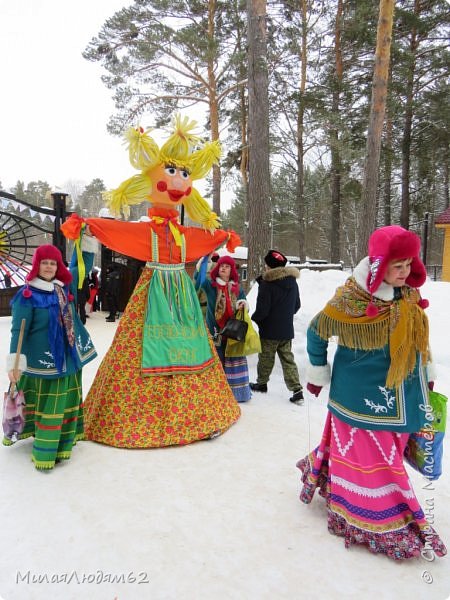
[148,163,192,208]
[384,258,412,287]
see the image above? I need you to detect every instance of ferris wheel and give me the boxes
[0,210,53,289]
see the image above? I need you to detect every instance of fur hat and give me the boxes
[365,226,428,316]
[367,226,426,294]
[26,244,72,285]
[210,255,239,293]
[265,249,287,269]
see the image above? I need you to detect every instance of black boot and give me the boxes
[290,389,304,405]
[250,382,268,393]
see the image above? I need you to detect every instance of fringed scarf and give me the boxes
[312,277,429,389]
[54,285,76,372]
[214,281,238,330]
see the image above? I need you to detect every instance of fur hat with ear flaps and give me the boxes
[26,244,72,286]
[210,255,240,294]
[366,225,428,316]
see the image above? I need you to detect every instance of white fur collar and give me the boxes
[215,277,229,287]
[27,278,64,292]
[352,257,395,301]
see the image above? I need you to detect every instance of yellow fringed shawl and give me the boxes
[312,277,429,389]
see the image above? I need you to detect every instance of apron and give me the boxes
[142,229,215,376]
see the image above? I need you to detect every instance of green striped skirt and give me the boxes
[4,371,84,470]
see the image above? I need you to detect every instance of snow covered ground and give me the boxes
[0,269,449,600]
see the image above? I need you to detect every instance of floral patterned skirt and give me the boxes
[297,411,447,560]
[84,268,241,448]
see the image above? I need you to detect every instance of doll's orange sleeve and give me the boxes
[85,218,153,261]
[183,229,242,263]
[62,214,242,263]
[60,213,85,240]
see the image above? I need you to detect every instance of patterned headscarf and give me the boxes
[311,276,429,389]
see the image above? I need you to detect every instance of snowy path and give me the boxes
[1,271,449,600]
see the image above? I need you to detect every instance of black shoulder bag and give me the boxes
[219,309,248,341]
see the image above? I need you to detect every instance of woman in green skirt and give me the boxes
[5,244,97,470]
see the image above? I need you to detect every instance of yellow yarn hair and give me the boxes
[160,114,202,167]
[105,114,221,228]
[184,188,220,232]
[189,141,222,180]
[124,127,160,170]
[104,173,152,220]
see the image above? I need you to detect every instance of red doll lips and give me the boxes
[167,190,184,201]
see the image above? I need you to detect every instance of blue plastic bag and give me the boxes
[404,390,447,481]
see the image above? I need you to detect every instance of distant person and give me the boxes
[4,272,12,288]
[103,264,121,322]
[88,268,100,312]
[297,225,446,560]
[250,249,303,404]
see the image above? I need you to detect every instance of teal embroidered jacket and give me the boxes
[306,258,431,433]
[9,278,97,379]
[194,274,246,338]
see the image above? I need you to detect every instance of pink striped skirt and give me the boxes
[297,411,447,560]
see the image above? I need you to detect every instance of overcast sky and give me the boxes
[0,0,138,193]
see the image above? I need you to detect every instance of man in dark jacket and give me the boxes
[250,250,303,404]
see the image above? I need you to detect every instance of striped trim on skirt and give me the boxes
[297,411,447,560]
[224,356,252,403]
[5,371,84,470]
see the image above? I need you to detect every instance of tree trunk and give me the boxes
[295,0,308,263]
[383,111,393,226]
[235,0,249,246]
[400,95,413,228]
[207,0,221,216]
[444,142,450,209]
[330,0,343,263]
[247,0,271,284]
[400,0,420,229]
[357,0,395,260]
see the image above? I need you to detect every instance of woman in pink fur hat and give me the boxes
[296,225,446,560]
[5,244,97,470]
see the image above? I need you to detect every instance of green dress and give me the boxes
[6,277,97,469]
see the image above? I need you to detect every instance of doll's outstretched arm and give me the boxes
[184,228,242,263]
[61,213,152,261]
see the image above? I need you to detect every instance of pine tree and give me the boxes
[83,0,247,215]
[247,0,271,284]
[358,0,395,259]
[79,179,108,217]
